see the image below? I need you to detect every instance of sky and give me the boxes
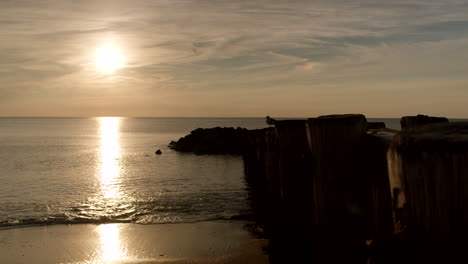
[1,0,468,117]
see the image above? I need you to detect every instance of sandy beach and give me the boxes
[0,221,269,264]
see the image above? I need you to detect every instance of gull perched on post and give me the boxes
[266,116,276,126]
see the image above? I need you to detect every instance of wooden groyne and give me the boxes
[243,114,466,263]
[168,114,466,263]
[388,122,468,263]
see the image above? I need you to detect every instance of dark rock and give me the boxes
[155,149,162,155]
[168,127,249,155]
[168,141,177,149]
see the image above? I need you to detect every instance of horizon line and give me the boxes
[1,115,465,119]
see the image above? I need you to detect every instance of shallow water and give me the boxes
[0,117,270,227]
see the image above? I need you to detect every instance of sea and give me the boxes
[0,117,402,229]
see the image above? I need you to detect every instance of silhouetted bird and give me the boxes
[266,116,276,126]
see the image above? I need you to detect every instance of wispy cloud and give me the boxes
[1,0,468,116]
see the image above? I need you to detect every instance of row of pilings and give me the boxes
[243,114,468,264]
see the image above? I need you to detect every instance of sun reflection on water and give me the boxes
[97,224,127,262]
[99,117,122,199]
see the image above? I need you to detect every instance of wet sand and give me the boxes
[0,221,269,264]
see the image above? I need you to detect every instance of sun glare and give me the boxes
[97,224,127,261]
[99,117,122,199]
[95,44,124,73]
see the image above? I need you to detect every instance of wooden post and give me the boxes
[400,114,448,130]
[274,120,310,216]
[389,122,468,262]
[243,128,283,236]
[273,120,315,260]
[243,128,279,225]
[364,133,395,240]
[306,114,369,263]
[244,121,315,262]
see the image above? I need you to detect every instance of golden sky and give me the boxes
[1,0,468,117]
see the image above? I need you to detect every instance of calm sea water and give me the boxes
[0,117,400,228]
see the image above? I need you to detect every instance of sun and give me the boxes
[95,44,124,73]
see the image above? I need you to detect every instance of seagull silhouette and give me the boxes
[266,116,276,126]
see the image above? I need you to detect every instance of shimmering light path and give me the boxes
[98,117,122,199]
[0,117,261,227]
[97,224,129,262]
[0,222,269,264]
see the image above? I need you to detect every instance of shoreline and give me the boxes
[0,221,269,264]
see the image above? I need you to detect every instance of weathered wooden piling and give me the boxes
[273,120,316,260]
[306,115,367,227]
[243,128,282,229]
[240,114,467,263]
[400,114,448,129]
[244,121,315,262]
[367,122,386,130]
[306,114,370,263]
[243,128,274,216]
[274,120,311,217]
[389,122,468,262]
[243,115,398,263]
[364,131,395,240]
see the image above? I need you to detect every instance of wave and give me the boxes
[0,211,256,230]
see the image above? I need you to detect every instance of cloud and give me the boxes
[1,0,468,116]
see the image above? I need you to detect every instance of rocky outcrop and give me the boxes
[168,127,249,155]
